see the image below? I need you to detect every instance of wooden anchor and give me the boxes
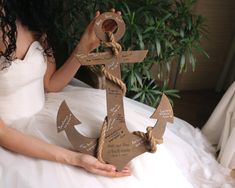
[57,12,174,171]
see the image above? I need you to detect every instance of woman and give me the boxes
[0,0,233,187]
[0,0,130,177]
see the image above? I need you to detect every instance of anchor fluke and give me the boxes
[150,94,174,142]
[150,94,174,123]
[57,100,81,133]
[57,101,98,156]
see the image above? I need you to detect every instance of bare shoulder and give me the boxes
[15,20,37,60]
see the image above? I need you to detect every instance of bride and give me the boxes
[0,1,233,187]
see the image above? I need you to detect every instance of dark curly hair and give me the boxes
[0,0,56,65]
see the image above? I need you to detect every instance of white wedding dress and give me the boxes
[0,41,234,188]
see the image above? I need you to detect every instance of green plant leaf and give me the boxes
[156,39,161,57]
[51,0,208,107]
[180,54,186,73]
[133,92,143,100]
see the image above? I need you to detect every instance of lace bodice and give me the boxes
[0,41,47,124]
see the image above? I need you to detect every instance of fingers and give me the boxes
[110,8,122,15]
[95,11,100,17]
[117,11,122,16]
[96,162,116,171]
[91,167,131,177]
[90,169,130,177]
[78,154,131,177]
[96,8,121,16]
[89,161,131,177]
[87,11,100,32]
[122,166,131,171]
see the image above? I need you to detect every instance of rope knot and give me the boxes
[100,31,126,96]
[102,31,122,56]
[133,126,158,153]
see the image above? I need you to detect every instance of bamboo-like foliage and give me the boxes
[50,0,208,106]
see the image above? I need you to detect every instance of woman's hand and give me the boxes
[71,152,131,177]
[75,9,121,54]
[0,118,131,178]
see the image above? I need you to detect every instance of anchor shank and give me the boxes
[105,56,128,138]
[102,55,149,170]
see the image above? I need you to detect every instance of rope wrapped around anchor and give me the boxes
[97,116,108,163]
[133,127,161,153]
[101,31,126,96]
[96,32,158,162]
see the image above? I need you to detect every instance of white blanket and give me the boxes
[0,85,234,187]
[202,81,235,169]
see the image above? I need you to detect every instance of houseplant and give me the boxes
[49,0,208,106]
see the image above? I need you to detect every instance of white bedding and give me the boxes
[0,84,234,188]
[0,41,233,187]
[203,81,235,169]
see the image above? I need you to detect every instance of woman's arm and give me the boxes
[43,11,101,92]
[44,9,120,92]
[0,119,131,177]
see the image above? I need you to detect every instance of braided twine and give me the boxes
[97,116,108,163]
[133,126,162,153]
[101,31,126,96]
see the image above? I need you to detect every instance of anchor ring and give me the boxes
[94,12,126,42]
